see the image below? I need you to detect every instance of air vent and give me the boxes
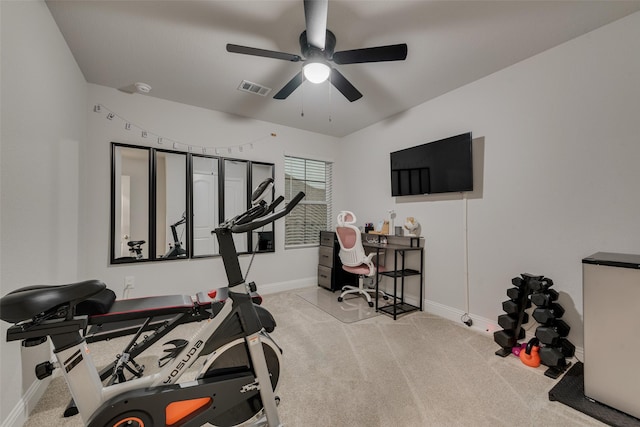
[238,80,272,97]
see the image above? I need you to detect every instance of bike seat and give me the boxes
[0,280,106,324]
[128,240,145,247]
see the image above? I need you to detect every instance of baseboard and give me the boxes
[423,299,498,335]
[423,299,585,363]
[1,376,50,427]
[259,276,316,295]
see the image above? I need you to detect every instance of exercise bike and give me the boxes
[1,178,304,427]
[58,281,270,418]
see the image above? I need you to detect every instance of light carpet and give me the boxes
[23,287,607,427]
[296,287,382,323]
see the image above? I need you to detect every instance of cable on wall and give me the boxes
[93,104,276,154]
[461,193,472,327]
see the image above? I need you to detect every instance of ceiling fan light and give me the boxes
[303,62,330,84]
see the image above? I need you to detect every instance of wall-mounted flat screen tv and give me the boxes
[390,132,473,196]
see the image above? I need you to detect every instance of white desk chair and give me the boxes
[335,211,386,307]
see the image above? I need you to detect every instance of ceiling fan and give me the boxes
[226,0,408,102]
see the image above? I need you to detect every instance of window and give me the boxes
[284,156,333,246]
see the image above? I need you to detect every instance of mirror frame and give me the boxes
[110,142,275,264]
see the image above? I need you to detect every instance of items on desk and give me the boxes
[369,220,390,235]
[364,222,374,233]
[404,217,421,237]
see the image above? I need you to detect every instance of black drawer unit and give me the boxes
[318,231,357,291]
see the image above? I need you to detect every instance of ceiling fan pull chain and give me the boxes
[300,66,305,117]
[328,76,332,122]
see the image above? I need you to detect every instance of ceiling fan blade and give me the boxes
[330,68,362,102]
[332,44,408,65]
[273,72,304,100]
[303,0,328,49]
[226,44,301,62]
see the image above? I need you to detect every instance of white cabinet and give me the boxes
[582,252,640,419]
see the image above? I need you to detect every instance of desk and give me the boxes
[362,235,424,320]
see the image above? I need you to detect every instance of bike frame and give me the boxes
[51,298,233,420]
[50,294,281,426]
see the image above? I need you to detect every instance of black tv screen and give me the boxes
[390,132,473,196]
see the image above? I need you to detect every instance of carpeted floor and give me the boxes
[24,287,608,427]
[296,287,382,323]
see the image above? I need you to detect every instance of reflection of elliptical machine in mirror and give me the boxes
[163,212,187,258]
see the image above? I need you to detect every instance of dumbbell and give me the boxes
[511,276,525,287]
[498,312,529,330]
[520,273,544,285]
[539,346,567,368]
[532,303,565,325]
[535,319,570,345]
[506,287,524,300]
[529,277,553,292]
[558,338,575,358]
[513,274,545,288]
[494,328,526,349]
[502,299,532,314]
[531,289,559,307]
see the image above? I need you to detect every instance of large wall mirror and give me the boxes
[251,162,275,252]
[110,143,274,264]
[155,151,188,259]
[224,159,249,253]
[192,155,219,257]
[111,145,150,262]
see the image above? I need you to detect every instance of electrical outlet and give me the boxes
[123,276,135,299]
[125,276,135,288]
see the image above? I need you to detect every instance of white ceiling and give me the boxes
[46,1,640,137]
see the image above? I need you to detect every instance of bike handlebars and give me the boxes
[230,191,305,233]
[266,195,285,214]
[211,180,304,288]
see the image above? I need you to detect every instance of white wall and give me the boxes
[336,11,640,350]
[3,2,640,423]
[0,1,87,424]
[80,84,340,299]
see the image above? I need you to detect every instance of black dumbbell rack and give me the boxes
[494,273,538,357]
[494,274,575,379]
[531,279,575,379]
